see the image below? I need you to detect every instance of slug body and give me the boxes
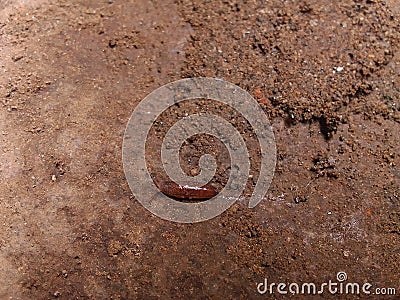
[153,179,217,200]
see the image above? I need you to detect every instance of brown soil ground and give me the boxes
[0,0,399,299]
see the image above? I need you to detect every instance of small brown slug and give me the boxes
[152,177,217,200]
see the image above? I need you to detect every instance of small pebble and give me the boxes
[53,291,61,297]
[190,168,199,176]
[7,106,17,112]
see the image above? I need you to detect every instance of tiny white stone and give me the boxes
[334,66,344,72]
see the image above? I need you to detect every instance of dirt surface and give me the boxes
[0,0,399,299]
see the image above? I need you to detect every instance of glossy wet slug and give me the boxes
[153,177,217,200]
